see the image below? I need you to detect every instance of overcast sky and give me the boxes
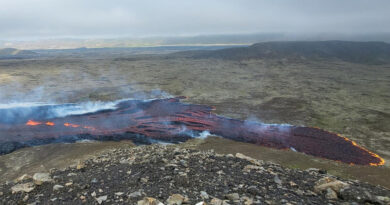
[0,0,389,40]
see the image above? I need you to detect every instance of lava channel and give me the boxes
[0,97,385,166]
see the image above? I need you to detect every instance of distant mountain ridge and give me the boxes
[0,48,37,59]
[171,41,390,64]
[0,48,36,55]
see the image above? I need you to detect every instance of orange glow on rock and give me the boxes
[26,120,42,126]
[45,122,55,126]
[83,126,96,131]
[336,133,385,166]
[64,123,80,128]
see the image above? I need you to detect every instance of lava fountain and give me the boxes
[0,97,385,166]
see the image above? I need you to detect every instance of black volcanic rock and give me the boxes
[172,41,390,64]
[1,145,389,204]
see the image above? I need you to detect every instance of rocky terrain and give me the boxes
[1,42,389,204]
[1,144,389,205]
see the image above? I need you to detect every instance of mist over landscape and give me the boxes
[1,1,390,204]
[1,0,390,49]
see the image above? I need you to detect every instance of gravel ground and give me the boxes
[0,144,389,205]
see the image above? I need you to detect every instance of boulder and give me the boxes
[274,175,282,185]
[314,177,349,193]
[138,197,164,205]
[53,184,64,191]
[96,195,107,204]
[129,190,143,198]
[243,165,264,173]
[376,196,390,204]
[225,193,240,201]
[11,182,35,193]
[210,198,223,205]
[325,188,338,200]
[15,174,32,182]
[200,191,209,199]
[76,161,86,170]
[235,153,262,166]
[33,173,53,185]
[167,194,187,205]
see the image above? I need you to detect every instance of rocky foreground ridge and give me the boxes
[0,144,389,205]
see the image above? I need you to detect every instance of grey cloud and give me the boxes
[0,0,389,40]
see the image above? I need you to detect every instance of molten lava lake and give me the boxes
[0,97,385,166]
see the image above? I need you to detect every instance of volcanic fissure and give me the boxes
[0,97,385,166]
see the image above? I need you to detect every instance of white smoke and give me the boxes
[0,92,175,123]
[0,98,135,124]
[50,100,118,118]
[0,102,54,109]
[244,115,292,133]
[180,126,212,139]
[197,130,211,139]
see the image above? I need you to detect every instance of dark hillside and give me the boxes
[0,48,37,59]
[171,41,390,64]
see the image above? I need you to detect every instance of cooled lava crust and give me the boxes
[0,97,385,166]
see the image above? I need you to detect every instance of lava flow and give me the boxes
[26,120,55,126]
[0,97,385,166]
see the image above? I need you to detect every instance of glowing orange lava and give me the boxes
[45,122,55,126]
[26,120,42,126]
[336,133,385,166]
[64,123,80,128]
[26,120,55,126]
[83,126,96,131]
